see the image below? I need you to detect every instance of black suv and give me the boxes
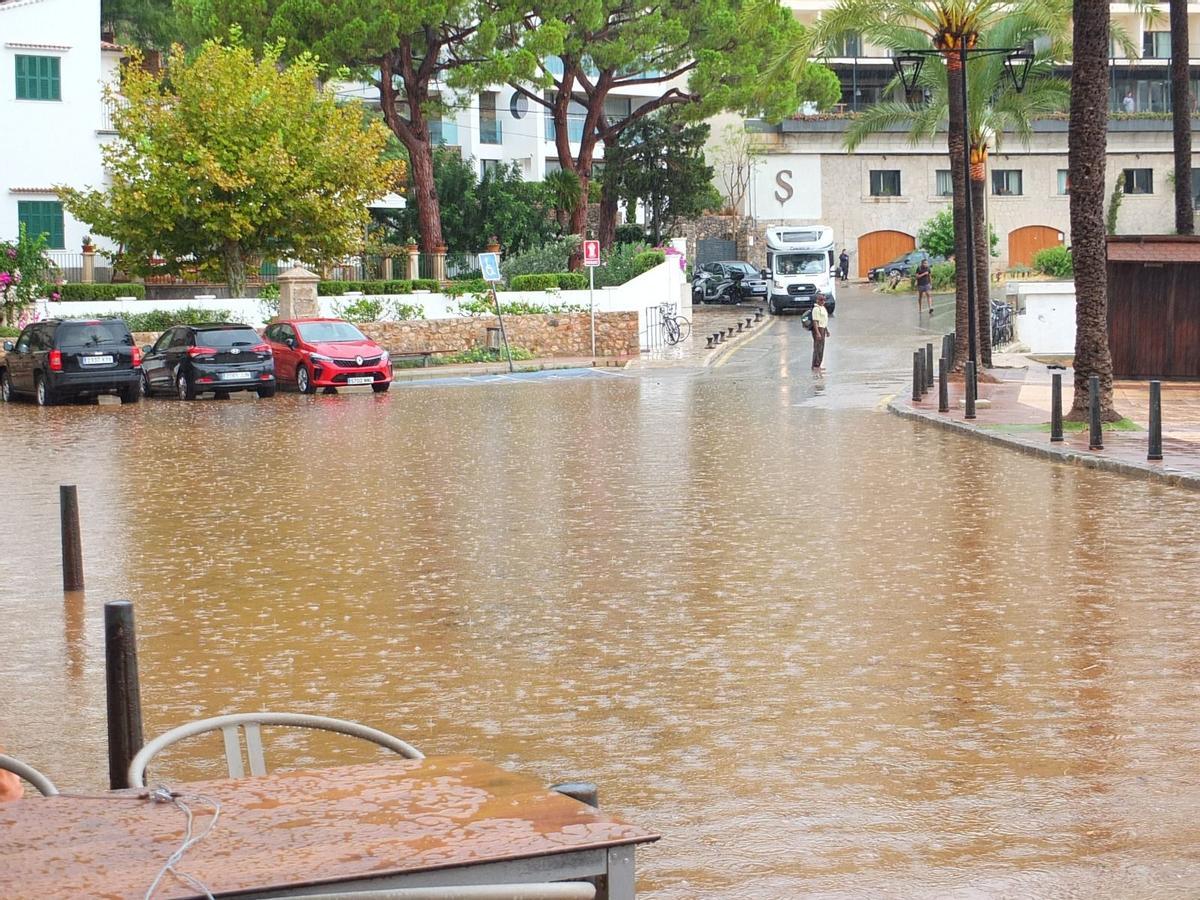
[1,318,141,406]
[140,323,275,400]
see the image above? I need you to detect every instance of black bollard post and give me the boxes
[942,333,954,365]
[551,781,599,808]
[745,317,753,328]
[925,343,934,390]
[1088,374,1103,450]
[726,327,734,338]
[60,485,84,593]
[714,332,723,344]
[965,361,976,419]
[706,336,714,349]
[1148,380,1163,461]
[737,322,744,333]
[1050,371,1064,442]
[938,357,949,412]
[755,308,763,321]
[105,600,144,790]
[913,351,922,402]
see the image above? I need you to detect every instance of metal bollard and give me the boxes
[913,351,922,402]
[726,327,734,338]
[1148,380,1163,460]
[60,485,84,593]
[925,343,934,390]
[755,308,764,321]
[941,333,953,365]
[737,322,744,333]
[705,336,714,349]
[1088,374,1103,450]
[1050,371,1063,442]
[745,317,753,328]
[714,332,723,344]
[965,361,976,419]
[105,600,144,790]
[938,358,949,412]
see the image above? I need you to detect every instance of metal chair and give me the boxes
[0,753,59,796]
[127,712,423,788]
[278,886,596,899]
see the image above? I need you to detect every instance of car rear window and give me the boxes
[56,321,132,348]
[196,328,262,348]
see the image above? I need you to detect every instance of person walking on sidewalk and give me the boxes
[838,249,850,281]
[915,258,934,314]
[810,292,830,373]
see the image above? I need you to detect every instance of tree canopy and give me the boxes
[59,38,401,297]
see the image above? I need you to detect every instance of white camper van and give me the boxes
[764,225,837,315]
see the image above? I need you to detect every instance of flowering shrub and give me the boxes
[1,226,57,325]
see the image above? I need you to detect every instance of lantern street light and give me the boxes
[893,46,1033,392]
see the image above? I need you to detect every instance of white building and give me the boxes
[1,0,119,274]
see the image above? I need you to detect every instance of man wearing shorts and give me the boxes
[915,258,933,314]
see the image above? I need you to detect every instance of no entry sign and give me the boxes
[583,240,600,267]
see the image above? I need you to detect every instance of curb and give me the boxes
[703,315,772,367]
[887,399,1200,492]
[390,358,628,383]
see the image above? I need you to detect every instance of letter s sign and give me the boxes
[775,170,794,204]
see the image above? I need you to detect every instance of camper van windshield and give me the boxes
[774,253,827,276]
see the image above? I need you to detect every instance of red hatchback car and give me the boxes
[264,318,392,393]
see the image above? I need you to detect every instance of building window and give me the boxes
[1143,31,1171,59]
[603,96,631,121]
[480,92,501,144]
[935,170,953,197]
[1122,168,1153,194]
[17,200,65,249]
[1192,169,1200,209]
[1057,169,1070,195]
[480,159,502,178]
[429,115,458,146]
[991,169,1023,196]
[833,32,862,57]
[15,55,61,101]
[869,169,901,197]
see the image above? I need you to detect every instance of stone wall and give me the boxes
[675,215,761,269]
[362,311,638,359]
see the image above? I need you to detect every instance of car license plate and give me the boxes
[220,371,252,381]
[347,376,374,385]
[80,355,114,366]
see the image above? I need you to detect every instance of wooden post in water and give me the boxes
[60,485,84,592]
[105,600,144,790]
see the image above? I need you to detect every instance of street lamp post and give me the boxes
[893,45,1032,392]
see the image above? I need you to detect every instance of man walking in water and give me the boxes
[810,292,830,373]
[915,257,934,314]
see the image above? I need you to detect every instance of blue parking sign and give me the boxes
[479,252,501,282]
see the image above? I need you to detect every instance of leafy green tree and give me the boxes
[176,0,555,255]
[916,207,997,259]
[101,0,180,47]
[491,0,828,263]
[604,114,721,245]
[59,39,400,298]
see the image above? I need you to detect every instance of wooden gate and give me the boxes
[857,230,915,278]
[1008,225,1064,269]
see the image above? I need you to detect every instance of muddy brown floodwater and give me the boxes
[2,290,1200,898]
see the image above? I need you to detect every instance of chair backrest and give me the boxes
[0,753,59,796]
[127,712,423,788]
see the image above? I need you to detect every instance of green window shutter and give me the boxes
[15,55,62,101]
[17,201,65,249]
[15,56,29,99]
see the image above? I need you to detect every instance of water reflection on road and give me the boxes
[2,289,1200,897]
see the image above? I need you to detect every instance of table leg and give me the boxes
[601,845,636,899]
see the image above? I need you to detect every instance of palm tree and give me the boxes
[543,169,583,234]
[1171,0,1193,235]
[844,17,1069,367]
[806,0,1067,372]
[1067,0,1117,420]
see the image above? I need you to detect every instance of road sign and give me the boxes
[479,252,502,282]
[583,240,600,267]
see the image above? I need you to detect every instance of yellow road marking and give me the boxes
[711,318,779,369]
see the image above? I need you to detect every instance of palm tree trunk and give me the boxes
[1171,0,1194,234]
[1068,0,1118,421]
[971,167,992,366]
[945,53,971,372]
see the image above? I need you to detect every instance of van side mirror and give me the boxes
[2,341,12,352]
[762,269,772,279]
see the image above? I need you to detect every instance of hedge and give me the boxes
[317,278,442,296]
[555,272,587,290]
[508,272,589,291]
[58,283,147,301]
[122,307,234,332]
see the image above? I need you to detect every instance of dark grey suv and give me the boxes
[1,318,141,406]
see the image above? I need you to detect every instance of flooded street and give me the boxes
[3,287,1200,897]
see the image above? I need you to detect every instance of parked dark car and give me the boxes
[0,318,141,406]
[140,324,276,400]
[867,250,945,282]
[692,261,769,304]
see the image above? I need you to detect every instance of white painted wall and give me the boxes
[0,0,111,251]
[1012,281,1077,355]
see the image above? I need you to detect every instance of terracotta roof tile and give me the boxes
[1107,235,1200,263]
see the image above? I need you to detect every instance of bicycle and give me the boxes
[660,303,691,345]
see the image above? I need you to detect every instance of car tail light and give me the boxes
[259,373,271,380]
[251,343,271,355]
[188,346,216,358]
[197,376,214,384]
[131,346,142,366]
[49,350,63,371]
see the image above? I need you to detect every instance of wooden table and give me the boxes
[0,755,659,899]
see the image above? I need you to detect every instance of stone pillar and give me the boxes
[486,238,500,254]
[432,244,447,283]
[277,266,320,320]
[406,244,420,281]
[81,249,96,284]
[382,256,393,281]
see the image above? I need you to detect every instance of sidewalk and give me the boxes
[628,304,766,368]
[890,353,1200,490]
[390,355,630,382]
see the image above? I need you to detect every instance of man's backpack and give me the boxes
[800,309,814,330]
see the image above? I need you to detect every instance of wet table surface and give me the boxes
[0,755,659,899]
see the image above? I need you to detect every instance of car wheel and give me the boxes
[768,297,777,315]
[0,370,11,403]
[176,370,196,401]
[257,383,277,399]
[140,371,152,398]
[35,374,57,407]
[372,381,390,394]
[119,384,140,404]
[296,364,314,394]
